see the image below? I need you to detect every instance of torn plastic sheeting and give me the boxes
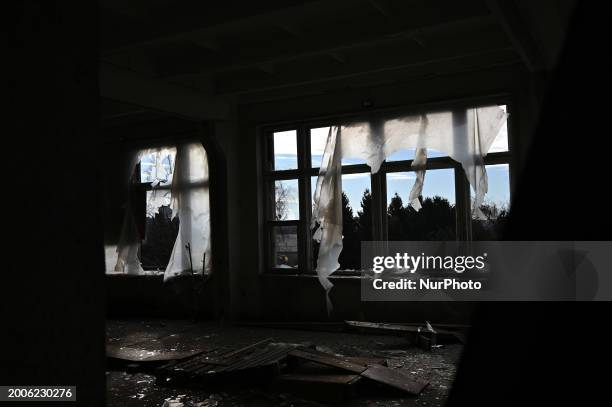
[113,143,212,281]
[311,106,507,311]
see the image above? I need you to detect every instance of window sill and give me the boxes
[261,272,363,280]
[105,273,204,280]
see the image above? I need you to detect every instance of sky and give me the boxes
[273,107,510,219]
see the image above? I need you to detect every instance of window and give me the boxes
[106,143,212,277]
[136,148,179,272]
[263,103,511,274]
[264,129,304,272]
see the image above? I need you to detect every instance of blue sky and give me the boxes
[273,116,510,218]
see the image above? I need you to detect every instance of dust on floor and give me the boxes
[107,320,463,407]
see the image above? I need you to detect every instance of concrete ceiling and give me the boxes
[99,0,575,120]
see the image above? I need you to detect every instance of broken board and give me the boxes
[287,348,428,396]
[288,349,368,374]
[361,364,429,395]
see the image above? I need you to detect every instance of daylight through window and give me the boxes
[263,104,511,274]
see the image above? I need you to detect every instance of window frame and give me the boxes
[129,144,211,273]
[261,97,514,275]
[130,150,178,272]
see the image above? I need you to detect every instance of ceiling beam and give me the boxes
[101,0,352,57]
[99,62,231,120]
[163,16,496,79]
[485,0,544,72]
[214,46,517,96]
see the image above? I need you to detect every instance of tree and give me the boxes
[356,189,373,241]
[339,192,360,270]
[274,182,291,220]
[387,195,456,241]
[472,202,509,240]
[387,193,408,240]
[140,205,180,270]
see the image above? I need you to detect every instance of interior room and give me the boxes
[9,0,610,406]
[98,1,574,405]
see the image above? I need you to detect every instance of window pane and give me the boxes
[312,126,370,167]
[271,225,298,269]
[274,179,299,220]
[472,164,510,240]
[341,173,372,270]
[273,130,298,170]
[140,148,176,186]
[340,173,372,270]
[311,127,329,168]
[311,176,318,213]
[386,168,456,240]
[141,192,179,271]
[488,105,509,153]
[312,173,372,270]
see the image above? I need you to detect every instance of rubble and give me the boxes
[107,320,466,405]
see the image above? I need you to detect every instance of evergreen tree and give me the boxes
[472,202,509,240]
[339,192,360,270]
[357,189,372,241]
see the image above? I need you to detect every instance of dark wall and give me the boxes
[106,275,215,319]
[5,0,105,403]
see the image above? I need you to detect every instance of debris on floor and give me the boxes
[345,320,467,348]
[158,339,300,381]
[107,320,467,406]
[107,344,206,363]
[287,348,428,395]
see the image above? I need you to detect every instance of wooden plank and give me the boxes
[361,364,429,395]
[278,373,361,385]
[345,320,420,335]
[160,338,274,376]
[223,343,298,372]
[275,372,361,402]
[344,356,387,366]
[217,338,273,360]
[287,349,367,374]
[235,321,346,332]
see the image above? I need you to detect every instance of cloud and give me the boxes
[273,130,297,154]
[342,173,370,180]
[387,172,416,180]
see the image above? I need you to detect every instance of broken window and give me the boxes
[137,149,178,272]
[263,104,511,282]
[107,143,211,279]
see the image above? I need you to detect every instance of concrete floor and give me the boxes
[107,320,463,406]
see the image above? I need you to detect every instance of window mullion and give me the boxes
[297,125,312,274]
[371,171,385,242]
[454,166,472,241]
[380,169,388,241]
[452,108,472,241]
